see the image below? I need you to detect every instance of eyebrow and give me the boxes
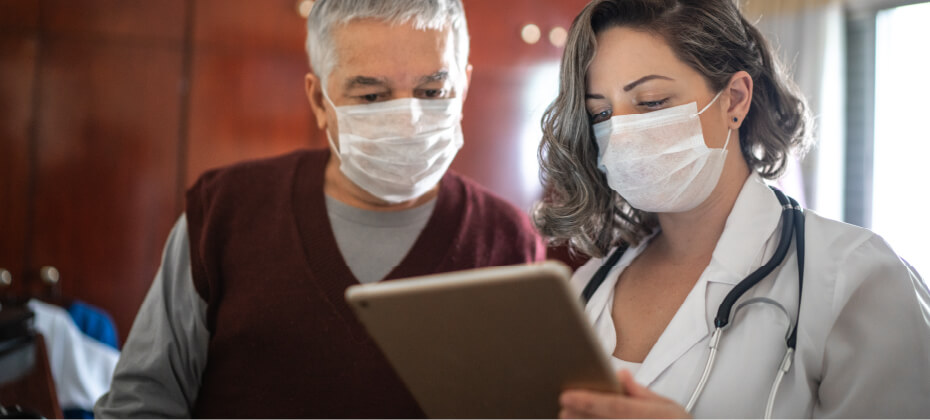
[417,70,449,86]
[623,75,673,92]
[585,74,675,100]
[344,76,389,90]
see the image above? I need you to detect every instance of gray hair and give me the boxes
[534,0,812,258]
[305,0,470,87]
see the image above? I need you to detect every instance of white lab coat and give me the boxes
[572,174,930,418]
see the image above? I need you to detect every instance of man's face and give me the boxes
[307,18,468,141]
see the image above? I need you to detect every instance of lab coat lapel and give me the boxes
[635,174,782,386]
[635,274,710,386]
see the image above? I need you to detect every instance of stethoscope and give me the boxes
[581,187,805,419]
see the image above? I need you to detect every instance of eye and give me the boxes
[417,88,447,99]
[359,93,383,103]
[590,109,612,124]
[637,98,670,110]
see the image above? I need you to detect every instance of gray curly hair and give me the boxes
[534,0,812,258]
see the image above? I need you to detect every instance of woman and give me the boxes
[534,0,930,418]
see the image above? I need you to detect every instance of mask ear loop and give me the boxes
[721,128,732,152]
[321,88,343,161]
[694,91,732,152]
[696,90,725,116]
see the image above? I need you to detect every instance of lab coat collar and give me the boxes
[635,173,782,386]
[586,236,655,357]
[635,272,710,386]
[708,173,782,285]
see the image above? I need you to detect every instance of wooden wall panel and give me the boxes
[193,0,307,54]
[465,0,588,71]
[0,0,39,32]
[455,0,591,211]
[185,51,317,186]
[30,38,183,340]
[0,35,37,297]
[185,0,319,186]
[39,0,186,41]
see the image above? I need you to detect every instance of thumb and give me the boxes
[617,369,657,399]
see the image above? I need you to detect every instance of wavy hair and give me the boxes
[534,0,811,258]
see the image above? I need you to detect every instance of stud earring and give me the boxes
[733,117,738,123]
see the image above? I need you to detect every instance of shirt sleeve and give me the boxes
[94,215,209,418]
[814,234,930,418]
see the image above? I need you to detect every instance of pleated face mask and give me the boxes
[324,91,464,203]
[593,91,731,213]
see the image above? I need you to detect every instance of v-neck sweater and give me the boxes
[184,149,545,418]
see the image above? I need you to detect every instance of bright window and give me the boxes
[872,2,930,280]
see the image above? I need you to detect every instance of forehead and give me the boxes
[329,18,456,83]
[586,26,691,90]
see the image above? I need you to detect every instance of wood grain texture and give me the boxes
[455,0,591,211]
[30,37,183,340]
[184,0,320,185]
[185,50,318,186]
[0,35,37,298]
[0,0,39,33]
[40,0,186,42]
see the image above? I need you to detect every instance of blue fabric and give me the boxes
[66,301,119,350]
[63,408,95,419]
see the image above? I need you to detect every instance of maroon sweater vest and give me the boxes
[185,149,545,418]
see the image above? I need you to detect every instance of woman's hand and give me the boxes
[559,370,691,419]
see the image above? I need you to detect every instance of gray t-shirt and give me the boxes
[95,198,436,417]
[326,195,436,284]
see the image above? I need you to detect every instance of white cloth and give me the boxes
[610,356,642,376]
[27,299,120,411]
[571,174,930,418]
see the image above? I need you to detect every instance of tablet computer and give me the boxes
[344,261,621,419]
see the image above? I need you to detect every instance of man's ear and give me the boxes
[305,72,328,131]
[725,70,753,129]
[460,63,474,103]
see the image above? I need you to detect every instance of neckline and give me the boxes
[324,194,437,228]
[291,149,466,289]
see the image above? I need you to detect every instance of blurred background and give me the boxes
[0,0,927,356]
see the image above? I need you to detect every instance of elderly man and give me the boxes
[94,0,545,417]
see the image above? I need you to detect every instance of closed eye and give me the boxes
[416,88,448,99]
[358,92,390,103]
[638,98,669,110]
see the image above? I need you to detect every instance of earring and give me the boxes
[732,117,738,122]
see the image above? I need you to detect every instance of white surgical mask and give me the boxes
[593,91,731,213]
[324,90,464,203]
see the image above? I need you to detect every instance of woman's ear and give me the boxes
[305,72,329,131]
[725,71,753,129]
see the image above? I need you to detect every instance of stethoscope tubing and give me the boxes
[581,187,805,418]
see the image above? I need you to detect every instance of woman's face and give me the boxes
[585,26,731,150]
